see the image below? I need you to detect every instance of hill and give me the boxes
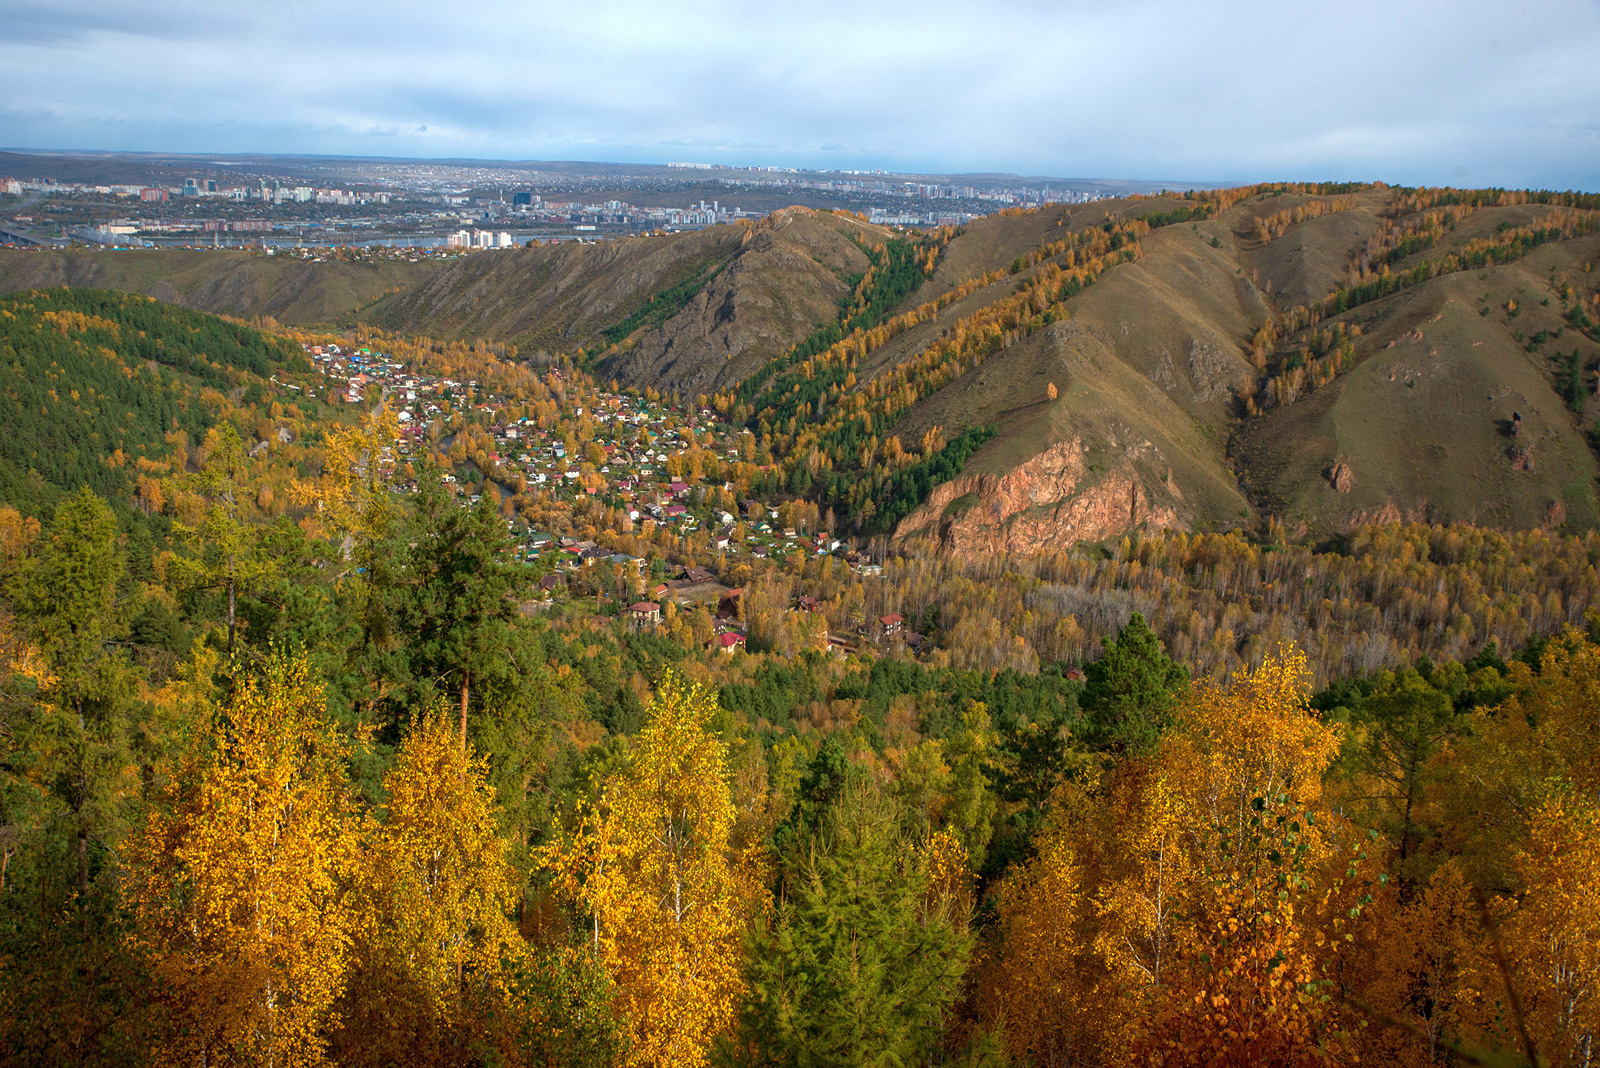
[364,207,891,400]
[0,287,319,514]
[7,185,1600,552]
[0,247,432,327]
[871,186,1600,551]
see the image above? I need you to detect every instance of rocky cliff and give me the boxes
[895,436,1183,558]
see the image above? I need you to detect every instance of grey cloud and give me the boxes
[0,0,1596,187]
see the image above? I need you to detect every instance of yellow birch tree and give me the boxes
[544,670,754,1068]
[122,651,357,1068]
[1465,794,1600,1067]
[335,708,520,1067]
[291,404,401,563]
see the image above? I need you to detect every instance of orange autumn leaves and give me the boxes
[982,650,1365,1066]
[982,643,1600,1067]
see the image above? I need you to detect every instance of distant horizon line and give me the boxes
[0,146,1249,190]
[6,146,1595,195]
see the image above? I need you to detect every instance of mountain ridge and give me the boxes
[5,184,1599,549]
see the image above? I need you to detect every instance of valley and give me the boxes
[8,183,1597,555]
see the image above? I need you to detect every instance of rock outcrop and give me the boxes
[894,437,1181,558]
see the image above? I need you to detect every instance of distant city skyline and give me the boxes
[3,0,1598,191]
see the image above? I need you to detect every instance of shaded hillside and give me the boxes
[366,208,888,400]
[0,248,430,326]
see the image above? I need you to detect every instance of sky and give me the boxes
[2,0,1598,189]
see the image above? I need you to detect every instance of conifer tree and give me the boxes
[1080,611,1189,754]
[5,488,133,919]
[0,489,146,1066]
[729,750,971,1068]
[172,423,275,654]
[399,471,528,752]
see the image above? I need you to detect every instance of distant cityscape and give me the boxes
[0,153,1134,249]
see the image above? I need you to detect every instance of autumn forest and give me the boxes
[2,184,1600,1068]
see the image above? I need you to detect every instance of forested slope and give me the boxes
[4,468,1598,1067]
[0,259,1598,1065]
[7,183,1600,549]
[0,288,317,513]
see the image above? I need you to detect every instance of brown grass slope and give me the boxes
[1234,228,1600,533]
[361,208,883,399]
[365,226,744,353]
[889,207,1272,554]
[9,187,1598,549]
[889,189,1600,552]
[596,209,885,399]
[0,248,431,326]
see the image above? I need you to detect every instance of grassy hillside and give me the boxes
[1236,227,1600,532]
[865,186,1600,547]
[364,208,887,402]
[0,248,432,327]
[10,185,1600,548]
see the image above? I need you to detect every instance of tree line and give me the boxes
[4,463,1599,1066]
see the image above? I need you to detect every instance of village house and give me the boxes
[627,601,661,631]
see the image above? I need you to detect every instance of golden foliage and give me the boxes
[336,709,520,1065]
[983,650,1360,1066]
[544,670,755,1068]
[1470,794,1600,1066]
[291,404,401,554]
[123,652,357,1068]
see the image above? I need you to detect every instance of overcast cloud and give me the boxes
[1,0,1596,188]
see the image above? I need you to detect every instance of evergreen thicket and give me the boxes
[0,288,309,512]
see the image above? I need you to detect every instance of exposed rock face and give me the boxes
[894,437,1181,558]
[1327,461,1355,493]
[1347,500,1432,527]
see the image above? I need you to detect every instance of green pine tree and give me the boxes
[398,469,531,752]
[1,488,153,1065]
[727,754,971,1068]
[1080,611,1188,755]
